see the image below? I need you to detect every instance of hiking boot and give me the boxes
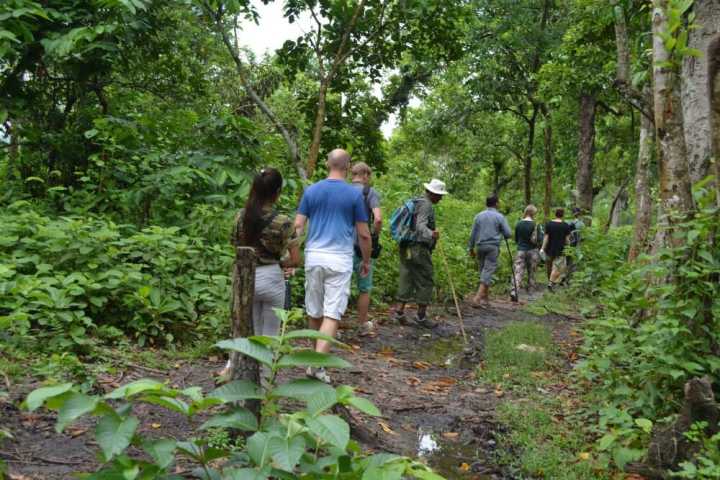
[393,310,410,325]
[306,367,331,384]
[510,291,518,303]
[414,315,438,329]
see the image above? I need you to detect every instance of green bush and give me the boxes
[0,201,232,350]
[571,187,720,469]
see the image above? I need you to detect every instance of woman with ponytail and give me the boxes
[230,167,300,337]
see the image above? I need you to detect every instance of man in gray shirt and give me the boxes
[350,162,382,334]
[468,195,512,305]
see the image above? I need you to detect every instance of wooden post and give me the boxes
[228,247,260,405]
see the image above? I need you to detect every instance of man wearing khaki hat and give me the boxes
[393,179,448,328]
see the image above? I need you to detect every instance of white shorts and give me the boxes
[305,266,352,321]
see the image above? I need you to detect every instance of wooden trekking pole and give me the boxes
[437,240,467,344]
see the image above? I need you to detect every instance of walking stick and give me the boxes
[437,241,467,344]
[505,238,519,303]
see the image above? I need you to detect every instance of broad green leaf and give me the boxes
[210,380,263,402]
[143,438,176,469]
[272,378,335,400]
[267,435,306,472]
[306,387,338,417]
[362,461,406,480]
[306,415,349,450]
[216,338,273,366]
[409,467,445,480]
[283,329,343,344]
[247,432,271,467]
[56,393,99,432]
[277,350,351,369]
[176,441,202,461]
[200,407,258,431]
[140,395,190,416]
[223,468,269,480]
[25,383,73,411]
[105,379,166,399]
[598,433,616,451]
[345,396,381,417]
[96,414,139,461]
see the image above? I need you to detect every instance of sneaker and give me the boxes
[414,315,438,329]
[360,321,376,336]
[547,283,555,292]
[307,367,331,384]
[510,292,518,302]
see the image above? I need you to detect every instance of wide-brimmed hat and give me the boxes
[423,178,448,196]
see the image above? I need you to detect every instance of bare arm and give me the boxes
[294,213,307,239]
[356,222,371,265]
[541,229,549,252]
[372,207,382,233]
[283,243,301,268]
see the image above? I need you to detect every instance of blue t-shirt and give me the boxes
[298,179,368,269]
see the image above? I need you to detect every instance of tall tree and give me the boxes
[651,0,695,248]
[681,0,720,183]
[575,92,597,215]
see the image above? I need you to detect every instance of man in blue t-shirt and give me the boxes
[294,149,371,383]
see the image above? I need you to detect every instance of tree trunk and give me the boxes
[682,0,720,184]
[542,107,554,218]
[652,0,695,248]
[711,34,720,205]
[608,182,629,228]
[576,93,596,217]
[229,247,260,414]
[611,0,631,84]
[629,94,656,261]
[524,106,539,205]
[306,81,329,180]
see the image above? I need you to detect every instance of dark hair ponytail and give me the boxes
[242,168,283,247]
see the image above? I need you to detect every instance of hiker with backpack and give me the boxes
[350,162,382,334]
[510,204,542,299]
[467,195,512,306]
[390,179,448,328]
[294,149,372,383]
[540,207,574,291]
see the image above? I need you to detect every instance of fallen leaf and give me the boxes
[459,462,470,472]
[578,452,590,460]
[413,361,432,370]
[208,355,219,362]
[405,376,422,386]
[436,377,457,386]
[442,432,459,439]
[151,423,162,429]
[67,426,88,438]
[378,421,397,435]
[378,347,394,358]
[494,388,504,398]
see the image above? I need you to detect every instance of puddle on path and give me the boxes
[417,427,494,480]
[417,338,477,370]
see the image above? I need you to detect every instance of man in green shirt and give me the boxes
[393,179,448,328]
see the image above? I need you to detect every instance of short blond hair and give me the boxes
[351,161,371,177]
[523,204,538,218]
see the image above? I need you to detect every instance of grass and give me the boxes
[477,320,558,389]
[478,320,610,479]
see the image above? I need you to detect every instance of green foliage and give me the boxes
[0,202,231,350]
[673,423,720,479]
[572,187,720,468]
[25,310,444,479]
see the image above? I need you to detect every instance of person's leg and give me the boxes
[414,246,436,327]
[528,250,539,289]
[546,255,553,283]
[396,247,412,321]
[512,250,525,296]
[305,266,324,330]
[315,267,351,353]
[481,245,499,297]
[473,247,487,302]
[356,259,374,328]
[550,256,567,285]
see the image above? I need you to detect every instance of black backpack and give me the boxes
[355,185,382,259]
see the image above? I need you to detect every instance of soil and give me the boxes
[0,293,580,480]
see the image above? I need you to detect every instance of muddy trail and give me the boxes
[1,295,580,479]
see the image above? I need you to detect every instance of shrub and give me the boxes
[0,201,232,350]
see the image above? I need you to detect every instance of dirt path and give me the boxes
[1,296,579,479]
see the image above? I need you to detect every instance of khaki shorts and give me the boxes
[305,266,352,321]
